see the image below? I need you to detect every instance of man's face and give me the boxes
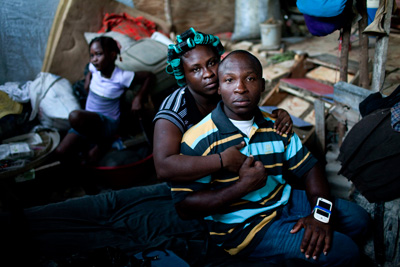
[181,45,220,97]
[218,52,265,121]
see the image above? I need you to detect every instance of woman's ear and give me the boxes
[110,51,118,61]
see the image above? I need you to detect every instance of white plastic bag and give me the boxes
[28,72,81,131]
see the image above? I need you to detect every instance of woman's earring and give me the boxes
[119,55,123,62]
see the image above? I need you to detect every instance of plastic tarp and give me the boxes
[0,0,133,85]
[0,0,60,84]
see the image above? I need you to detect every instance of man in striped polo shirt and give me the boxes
[170,50,369,266]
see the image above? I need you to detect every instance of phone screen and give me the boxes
[316,209,330,217]
[319,201,331,210]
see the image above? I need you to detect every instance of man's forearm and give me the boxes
[304,163,332,207]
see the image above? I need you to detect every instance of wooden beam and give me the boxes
[307,54,359,75]
[371,0,394,92]
[333,81,373,111]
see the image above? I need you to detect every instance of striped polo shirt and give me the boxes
[170,101,317,256]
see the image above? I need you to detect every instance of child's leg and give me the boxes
[55,131,84,163]
[86,143,110,165]
[69,110,105,141]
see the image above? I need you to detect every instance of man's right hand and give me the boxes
[237,156,268,193]
[220,142,247,173]
[290,214,332,260]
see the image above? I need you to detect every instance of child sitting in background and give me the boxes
[56,36,154,165]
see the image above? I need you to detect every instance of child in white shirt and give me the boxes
[56,36,154,165]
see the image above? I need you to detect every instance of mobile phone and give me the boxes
[313,197,332,223]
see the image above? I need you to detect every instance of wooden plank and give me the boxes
[307,54,359,74]
[303,108,315,125]
[263,60,295,83]
[260,84,288,106]
[306,66,354,85]
[279,85,333,110]
[333,81,373,111]
[260,88,316,145]
[280,78,334,97]
[276,95,311,119]
[288,53,311,79]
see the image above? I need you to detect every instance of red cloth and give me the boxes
[98,13,157,40]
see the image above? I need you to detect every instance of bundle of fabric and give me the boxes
[97,12,159,41]
[297,0,353,36]
[338,85,400,203]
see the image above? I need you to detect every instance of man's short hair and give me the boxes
[218,50,263,77]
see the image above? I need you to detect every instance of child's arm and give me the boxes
[84,72,92,93]
[130,71,155,113]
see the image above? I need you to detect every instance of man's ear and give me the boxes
[218,86,221,95]
[261,78,266,92]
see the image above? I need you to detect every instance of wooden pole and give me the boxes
[371,0,394,92]
[338,13,352,147]
[314,99,326,155]
[357,0,370,88]
[340,22,351,82]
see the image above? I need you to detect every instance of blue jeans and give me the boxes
[248,189,370,266]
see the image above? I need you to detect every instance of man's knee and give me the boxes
[335,198,371,239]
[353,204,370,234]
[325,233,360,267]
[346,202,371,239]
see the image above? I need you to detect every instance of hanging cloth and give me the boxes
[98,13,158,41]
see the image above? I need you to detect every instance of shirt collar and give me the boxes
[211,101,266,134]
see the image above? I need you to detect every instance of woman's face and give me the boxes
[181,45,220,97]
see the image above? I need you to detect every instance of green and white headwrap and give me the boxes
[166,27,225,86]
